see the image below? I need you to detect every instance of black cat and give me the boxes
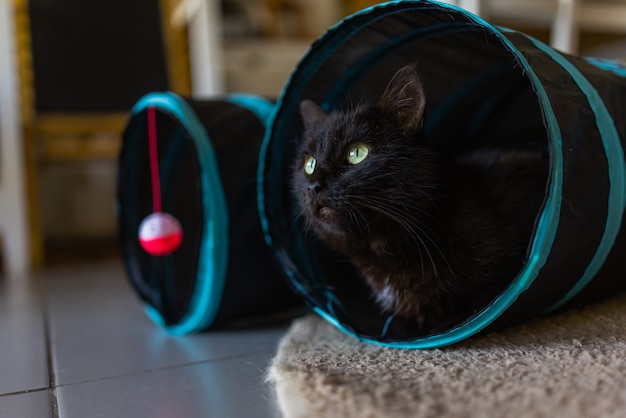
[293,64,549,334]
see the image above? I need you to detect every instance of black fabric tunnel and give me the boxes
[258,0,626,348]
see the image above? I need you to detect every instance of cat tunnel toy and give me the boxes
[117,93,300,334]
[258,0,626,348]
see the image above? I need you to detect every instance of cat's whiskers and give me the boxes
[344,203,371,235]
[355,183,455,276]
[349,195,439,280]
[349,194,458,287]
[378,204,439,281]
[346,92,367,115]
[291,197,316,236]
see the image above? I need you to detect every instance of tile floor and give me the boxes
[0,259,293,417]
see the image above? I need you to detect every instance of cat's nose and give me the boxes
[307,182,321,193]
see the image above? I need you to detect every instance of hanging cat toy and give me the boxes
[136,106,183,257]
[117,93,300,334]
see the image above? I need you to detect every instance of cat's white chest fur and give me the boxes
[373,279,401,312]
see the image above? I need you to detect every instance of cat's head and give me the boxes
[293,64,441,251]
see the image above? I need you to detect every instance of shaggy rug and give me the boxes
[268,293,626,418]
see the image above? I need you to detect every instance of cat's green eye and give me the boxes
[347,143,369,165]
[304,155,317,175]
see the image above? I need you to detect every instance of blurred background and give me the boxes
[0,0,625,277]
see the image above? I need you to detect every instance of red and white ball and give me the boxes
[138,212,183,256]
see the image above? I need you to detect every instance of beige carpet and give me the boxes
[268,293,626,418]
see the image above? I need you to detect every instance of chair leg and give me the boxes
[0,0,33,277]
[458,0,484,16]
[23,126,44,267]
[551,0,581,54]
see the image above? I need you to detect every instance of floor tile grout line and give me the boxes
[51,349,277,389]
[41,281,60,418]
[0,387,49,398]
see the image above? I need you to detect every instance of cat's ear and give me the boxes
[300,99,327,130]
[379,64,426,137]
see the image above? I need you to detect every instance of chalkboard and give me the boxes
[29,0,170,113]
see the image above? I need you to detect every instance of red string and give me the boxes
[148,106,162,213]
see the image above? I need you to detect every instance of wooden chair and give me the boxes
[13,0,191,266]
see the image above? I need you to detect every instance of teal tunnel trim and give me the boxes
[528,40,626,312]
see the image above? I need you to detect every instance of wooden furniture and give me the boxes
[13,0,191,266]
